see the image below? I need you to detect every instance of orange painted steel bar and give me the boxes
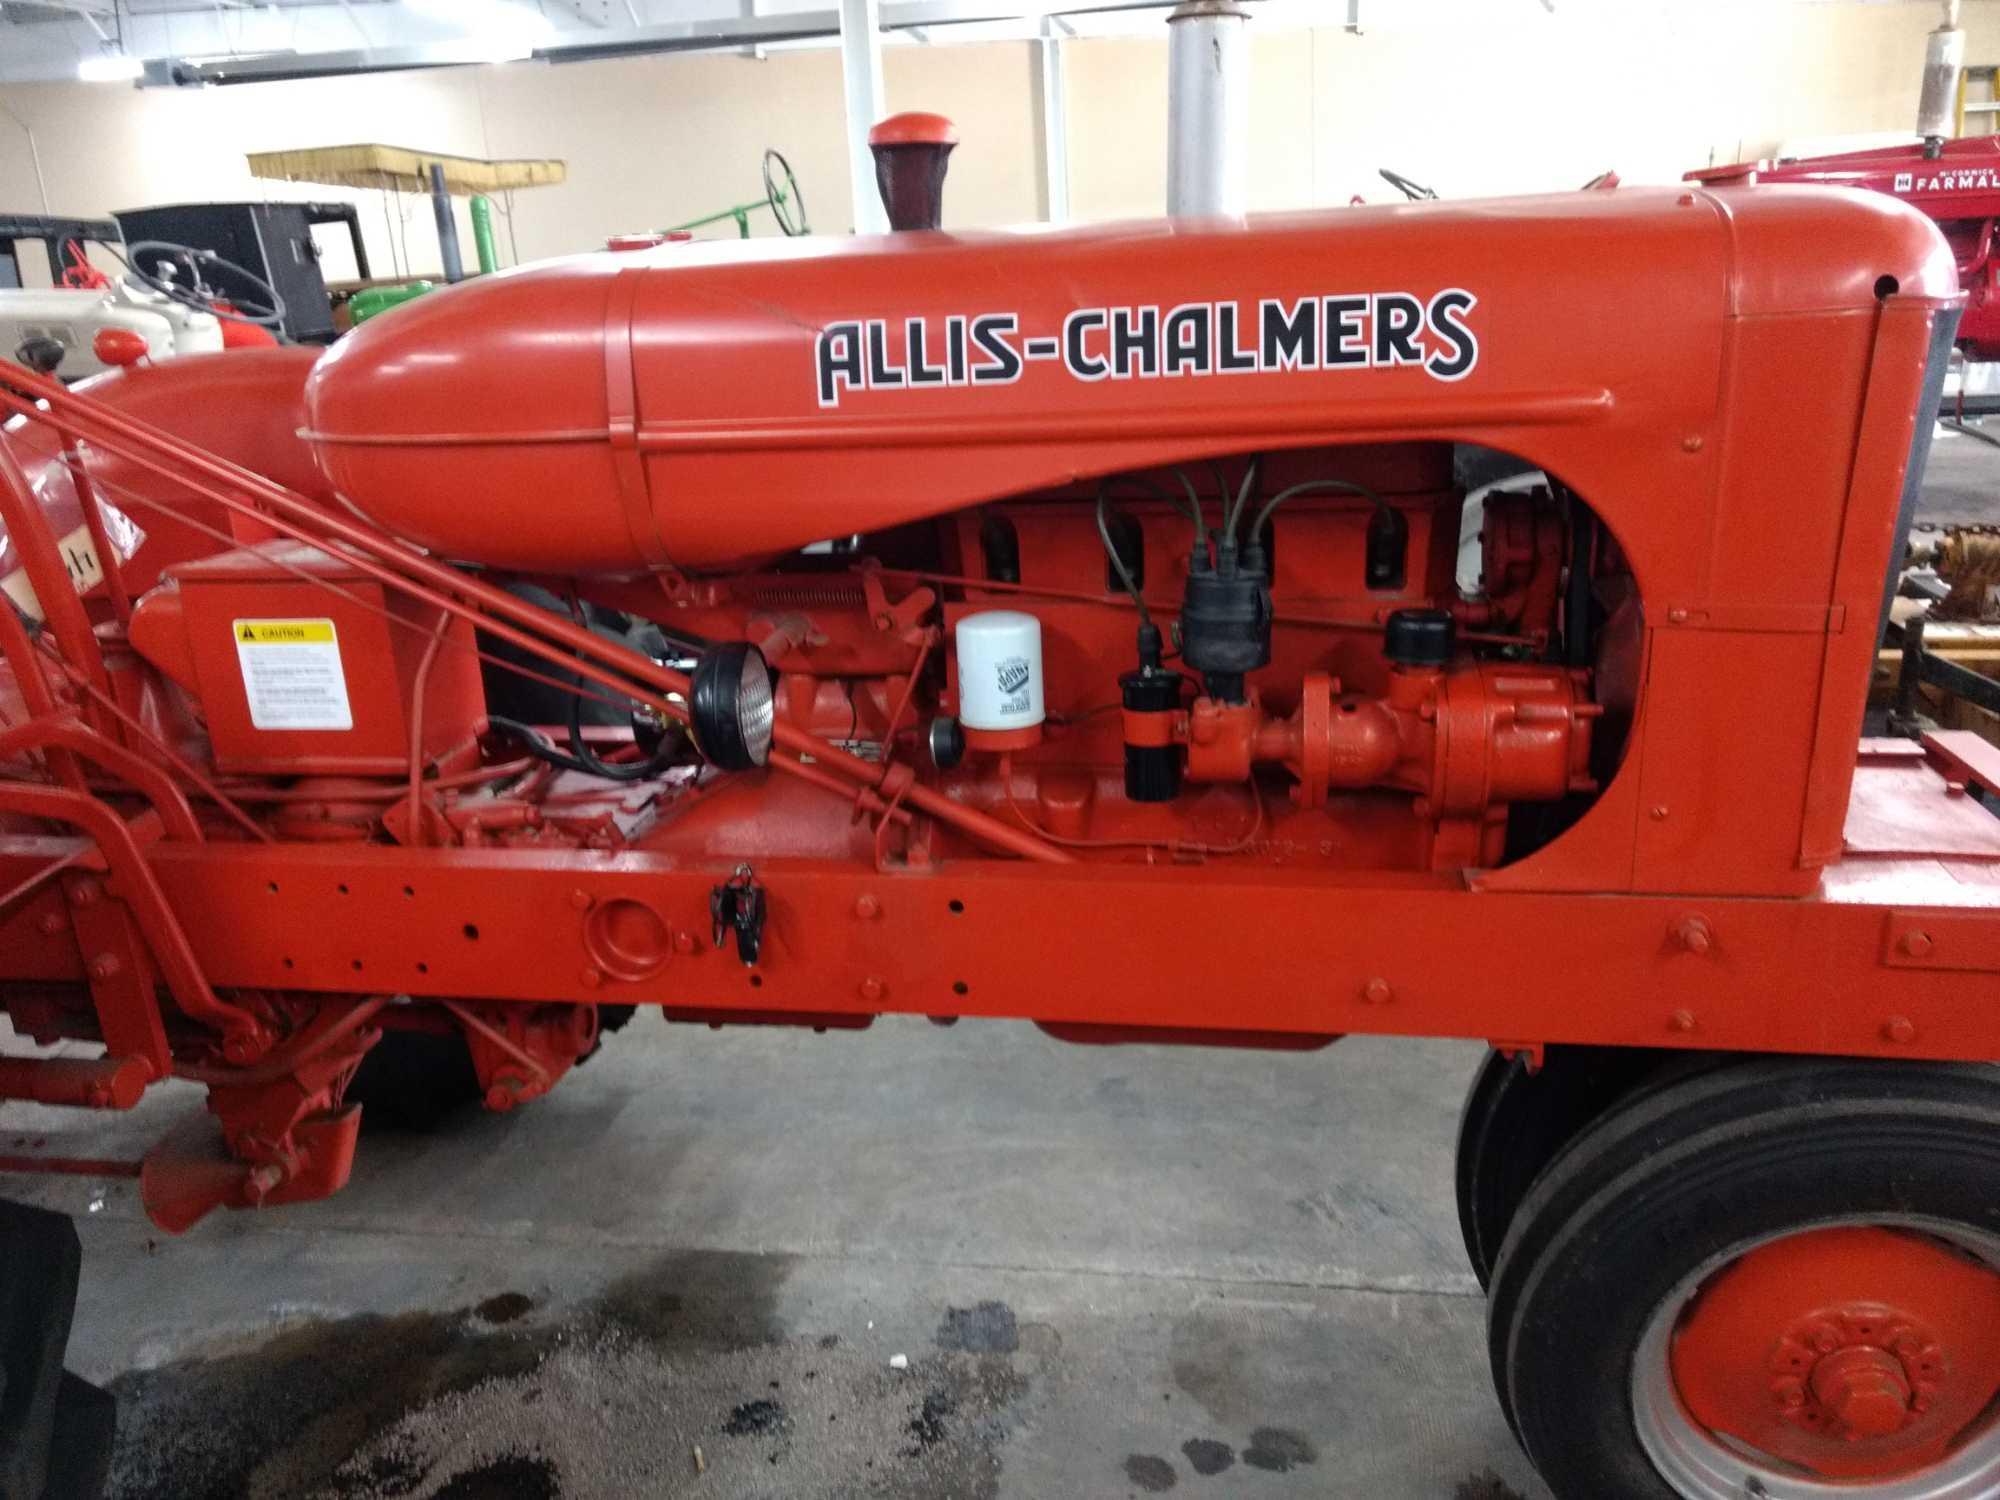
[0,598,83,791]
[0,779,260,1052]
[0,716,202,842]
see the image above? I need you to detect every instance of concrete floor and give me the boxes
[34,428,2000,1500]
[1913,422,2000,527]
[1,1021,1545,1500]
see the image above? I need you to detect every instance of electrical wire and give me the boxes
[1224,454,1265,541]
[1250,477,1389,542]
[1094,490,1151,630]
[490,713,677,784]
[560,595,683,782]
[1099,472,1206,549]
[1206,459,1233,519]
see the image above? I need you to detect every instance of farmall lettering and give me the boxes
[1894,167,2000,194]
[813,290,1481,407]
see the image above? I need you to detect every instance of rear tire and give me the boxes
[1488,1057,2000,1500]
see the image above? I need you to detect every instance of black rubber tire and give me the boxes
[40,1372,113,1500]
[1486,1057,2000,1500]
[347,1027,484,1130]
[575,1003,636,1067]
[0,1201,80,1500]
[350,1005,634,1121]
[1454,1045,1670,1288]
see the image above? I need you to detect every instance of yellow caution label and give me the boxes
[233,618,337,645]
[232,617,351,731]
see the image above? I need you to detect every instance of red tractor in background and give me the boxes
[1690,133,2000,366]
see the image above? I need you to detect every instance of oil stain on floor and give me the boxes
[105,1252,1038,1500]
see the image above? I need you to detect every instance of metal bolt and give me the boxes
[1670,1009,1698,1034]
[854,893,881,920]
[859,976,887,1003]
[1682,434,1704,453]
[1669,607,1690,623]
[222,1034,258,1064]
[1650,805,1670,821]
[1810,1346,1913,1439]
[1901,930,1933,958]
[580,966,602,989]
[1675,916,1713,955]
[87,953,119,981]
[1362,978,1393,1005]
[1884,1016,1918,1045]
[67,880,98,907]
[243,1164,284,1204]
[672,930,696,955]
[1771,1376,1806,1409]
[569,889,593,911]
[36,912,64,936]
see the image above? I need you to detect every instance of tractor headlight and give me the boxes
[690,642,774,770]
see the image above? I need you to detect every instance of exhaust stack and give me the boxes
[1919,0,1966,155]
[1167,0,1250,217]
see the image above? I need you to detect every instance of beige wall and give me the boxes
[2,1,2000,283]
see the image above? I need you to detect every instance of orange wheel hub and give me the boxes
[1671,1227,2000,1482]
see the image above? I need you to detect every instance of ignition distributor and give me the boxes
[1179,528,1271,704]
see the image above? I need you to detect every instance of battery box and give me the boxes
[128,541,484,776]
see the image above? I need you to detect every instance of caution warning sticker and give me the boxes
[232,618,353,731]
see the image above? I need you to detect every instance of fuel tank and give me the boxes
[302,186,1955,574]
[3,347,327,608]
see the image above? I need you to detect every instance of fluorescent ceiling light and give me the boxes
[77,53,144,83]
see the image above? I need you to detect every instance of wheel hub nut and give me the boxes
[1810,1346,1913,1438]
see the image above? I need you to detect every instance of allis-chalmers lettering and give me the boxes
[814,289,1480,406]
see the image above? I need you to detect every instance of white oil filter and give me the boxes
[955,611,1045,732]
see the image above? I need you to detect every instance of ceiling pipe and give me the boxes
[123,0,1189,85]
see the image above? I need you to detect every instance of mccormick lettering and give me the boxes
[814,290,1480,407]
[1896,168,2000,194]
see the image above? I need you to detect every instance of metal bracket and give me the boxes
[711,863,767,966]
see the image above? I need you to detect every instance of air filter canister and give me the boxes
[955,610,1045,751]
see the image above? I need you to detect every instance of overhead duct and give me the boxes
[1166,0,1250,217]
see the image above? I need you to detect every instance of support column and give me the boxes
[1035,19,1070,223]
[1166,0,1250,218]
[840,0,889,234]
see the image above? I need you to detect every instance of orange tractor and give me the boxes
[1,158,1996,1496]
